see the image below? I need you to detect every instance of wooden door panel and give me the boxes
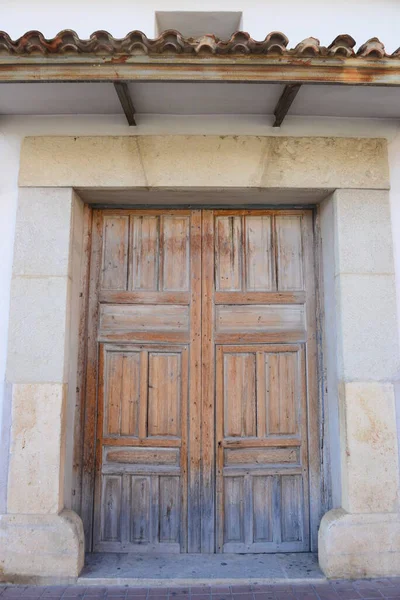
[99,304,190,334]
[266,352,298,436]
[245,216,275,291]
[89,209,200,553]
[223,352,256,438]
[103,351,140,437]
[101,215,129,291]
[253,476,274,543]
[100,475,122,542]
[216,304,305,334]
[281,475,304,542]
[224,447,300,465]
[210,209,315,553]
[221,473,305,552]
[104,446,180,466]
[214,213,306,294]
[223,476,244,543]
[130,215,159,291]
[147,352,181,438]
[162,216,190,291]
[275,215,304,291]
[100,212,191,294]
[216,344,308,552]
[94,344,188,552]
[215,216,242,291]
[98,472,182,552]
[130,476,151,543]
[159,476,181,543]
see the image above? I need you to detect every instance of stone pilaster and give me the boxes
[0,188,84,581]
[319,189,400,578]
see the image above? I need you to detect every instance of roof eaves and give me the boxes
[0,30,398,58]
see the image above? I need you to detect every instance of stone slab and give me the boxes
[80,552,324,584]
[7,383,67,514]
[12,188,74,278]
[339,382,400,514]
[19,137,147,188]
[0,510,84,581]
[319,509,400,578]
[6,277,70,384]
[334,189,395,275]
[19,136,389,190]
[259,137,389,190]
[336,273,400,381]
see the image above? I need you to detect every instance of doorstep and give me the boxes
[78,553,325,586]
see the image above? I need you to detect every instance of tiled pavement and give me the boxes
[1,581,400,600]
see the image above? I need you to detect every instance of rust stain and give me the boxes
[0,30,398,85]
[111,55,129,64]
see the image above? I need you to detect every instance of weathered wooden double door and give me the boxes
[85,208,318,554]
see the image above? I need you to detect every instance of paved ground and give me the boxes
[1,581,400,600]
[80,552,324,582]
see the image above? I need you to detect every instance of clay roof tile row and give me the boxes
[0,30,398,58]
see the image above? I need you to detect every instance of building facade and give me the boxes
[1,0,400,582]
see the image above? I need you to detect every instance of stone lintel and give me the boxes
[18,136,389,190]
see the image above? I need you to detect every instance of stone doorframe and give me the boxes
[1,136,399,581]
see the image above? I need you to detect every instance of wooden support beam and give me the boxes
[273,84,302,127]
[2,60,400,85]
[114,82,136,126]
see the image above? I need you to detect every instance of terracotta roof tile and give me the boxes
[0,29,397,58]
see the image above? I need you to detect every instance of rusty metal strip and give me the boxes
[273,84,302,127]
[1,59,400,85]
[114,82,136,126]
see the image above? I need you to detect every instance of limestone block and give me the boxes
[19,136,146,187]
[339,382,400,514]
[12,188,74,278]
[0,510,84,581]
[139,136,388,189]
[18,136,389,190]
[319,509,400,578]
[261,137,389,189]
[7,384,67,515]
[334,189,394,275]
[7,276,70,383]
[139,135,267,188]
[336,274,400,381]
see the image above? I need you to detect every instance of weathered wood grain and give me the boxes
[82,207,319,556]
[148,352,181,438]
[201,210,215,552]
[130,216,159,291]
[246,216,275,291]
[216,304,305,334]
[188,210,202,553]
[105,447,180,465]
[100,304,189,334]
[101,215,129,291]
[215,216,242,291]
[276,215,304,291]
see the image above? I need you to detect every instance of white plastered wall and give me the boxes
[389,131,400,474]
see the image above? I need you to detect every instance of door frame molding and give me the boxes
[78,206,323,553]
